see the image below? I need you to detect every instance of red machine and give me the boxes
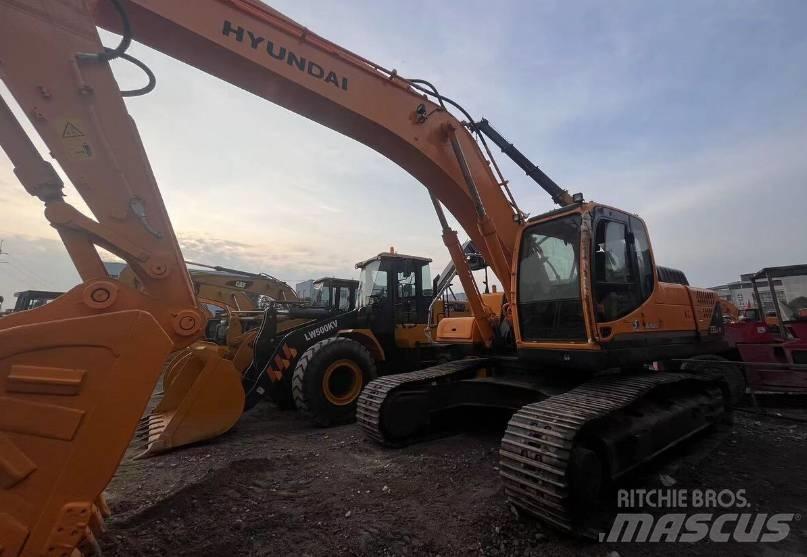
[723,265,807,394]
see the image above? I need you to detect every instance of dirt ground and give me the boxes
[99,401,807,557]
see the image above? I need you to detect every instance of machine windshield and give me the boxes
[311,282,331,307]
[517,214,586,340]
[357,260,388,308]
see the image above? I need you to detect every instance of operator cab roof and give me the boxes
[13,290,63,299]
[314,277,359,287]
[355,251,432,269]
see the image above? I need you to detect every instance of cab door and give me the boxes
[590,207,657,336]
[393,258,419,325]
[367,261,395,337]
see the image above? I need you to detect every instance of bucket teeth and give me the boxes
[134,443,153,459]
[137,413,162,425]
[134,438,162,459]
[138,414,163,426]
[133,412,171,456]
[131,346,246,459]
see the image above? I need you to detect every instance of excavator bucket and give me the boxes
[136,344,245,458]
[0,292,174,557]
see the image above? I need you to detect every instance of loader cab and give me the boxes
[12,290,63,312]
[310,277,358,312]
[355,251,433,337]
[515,203,660,367]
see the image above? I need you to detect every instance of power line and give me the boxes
[0,262,32,289]
[9,260,57,290]
[0,240,60,290]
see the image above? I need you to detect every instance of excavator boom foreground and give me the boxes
[1,1,736,554]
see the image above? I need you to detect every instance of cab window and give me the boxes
[397,269,417,299]
[421,264,433,297]
[593,216,653,323]
[357,260,387,308]
[630,217,655,300]
[517,214,586,341]
[338,286,352,311]
[395,265,418,323]
[312,283,331,307]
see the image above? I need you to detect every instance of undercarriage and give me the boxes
[357,356,729,533]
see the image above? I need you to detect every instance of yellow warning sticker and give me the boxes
[55,118,94,160]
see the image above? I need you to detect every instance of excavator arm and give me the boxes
[0,1,534,554]
[0,2,220,555]
[119,263,299,311]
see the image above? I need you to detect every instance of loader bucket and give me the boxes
[230,329,259,374]
[136,343,245,457]
[159,343,228,393]
[157,349,192,394]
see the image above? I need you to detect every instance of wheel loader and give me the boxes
[239,249,479,426]
[0,1,744,554]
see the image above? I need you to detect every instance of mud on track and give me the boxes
[100,403,807,557]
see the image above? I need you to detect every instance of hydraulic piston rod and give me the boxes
[473,118,575,207]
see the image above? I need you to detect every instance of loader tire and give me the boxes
[292,337,377,426]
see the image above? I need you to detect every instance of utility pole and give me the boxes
[0,241,7,311]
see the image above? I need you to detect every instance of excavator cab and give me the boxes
[515,202,725,369]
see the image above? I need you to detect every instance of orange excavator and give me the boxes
[0,1,738,554]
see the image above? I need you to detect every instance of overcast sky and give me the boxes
[1,0,806,308]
